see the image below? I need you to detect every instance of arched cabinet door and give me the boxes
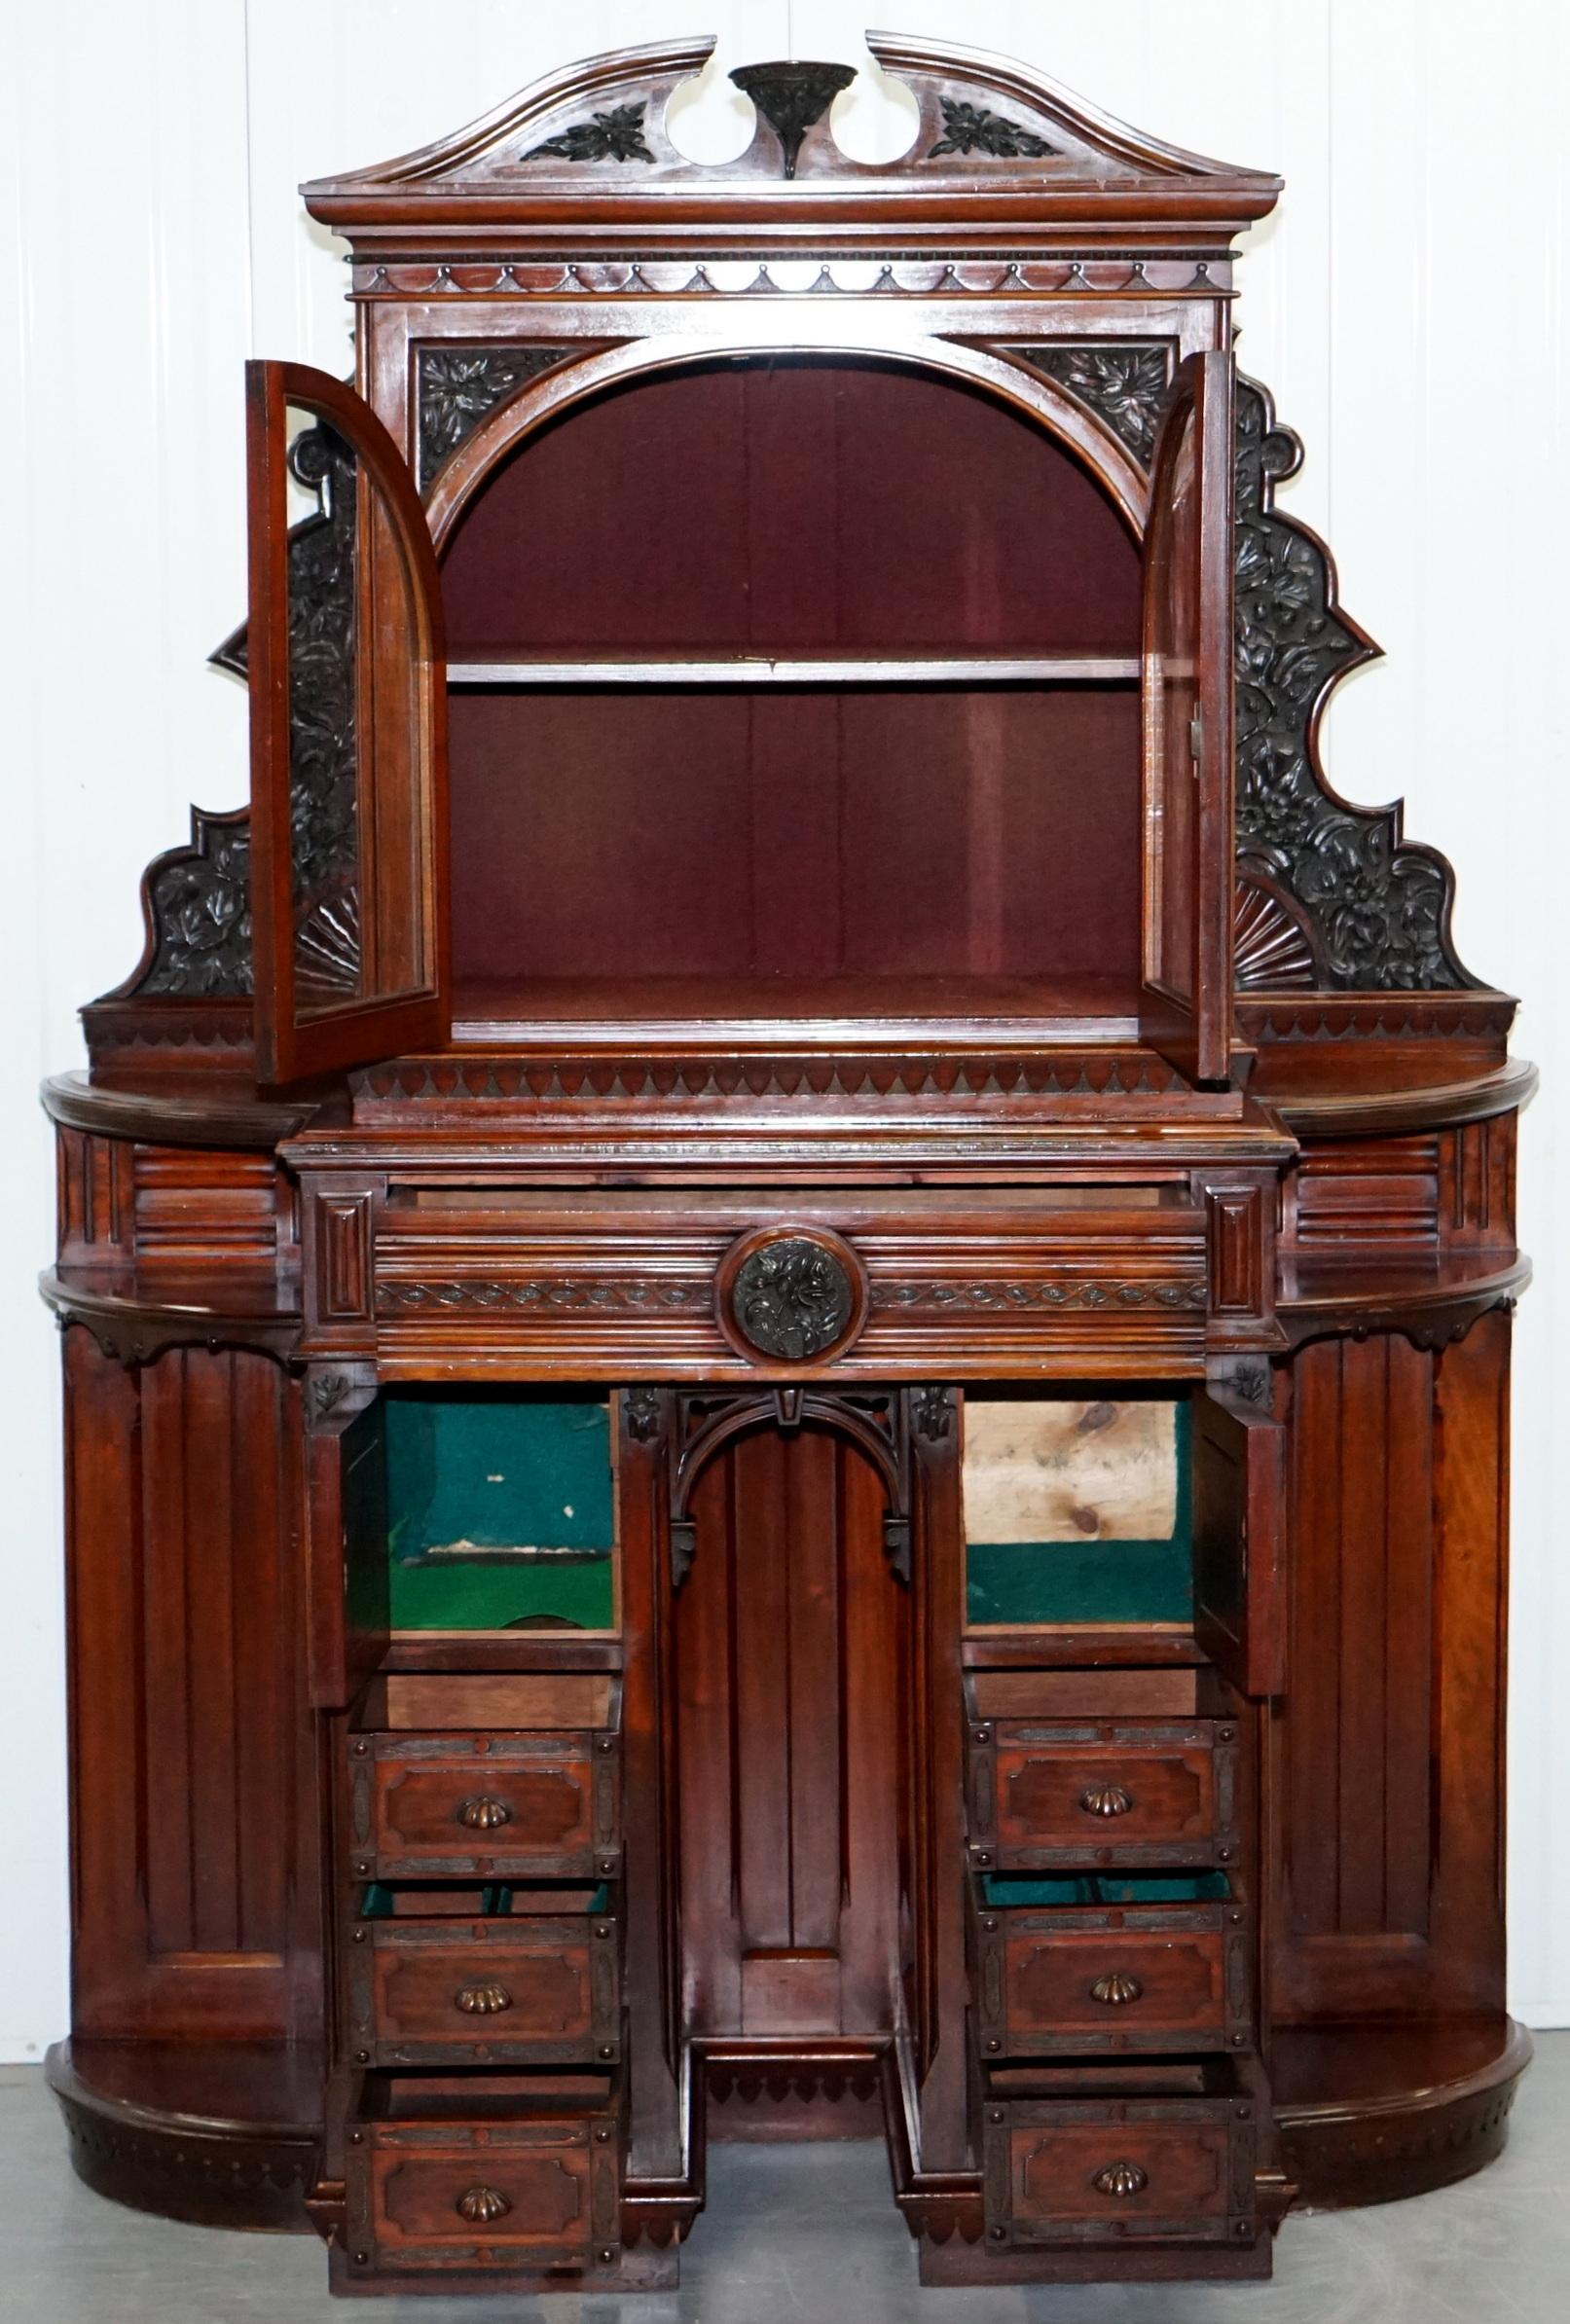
[1140,350,1235,1087]
[245,361,449,1085]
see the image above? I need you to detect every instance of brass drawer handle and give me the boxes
[456,1796,512,1831]
[1092,2161,1149,2198]
[457,2185,511,2224]
[1079,1783,1134,1818]
[1090,1971,1143,2007]
[455,1981,513,2015]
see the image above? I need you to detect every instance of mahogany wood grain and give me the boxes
[374,1674,616,1729]
[44,24,1534,2300]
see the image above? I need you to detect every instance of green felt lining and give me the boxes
[966,1399,1191,1627]
[979,1870,1231,1906]
[361,1882,611,1919]
[383,1391,616,1632]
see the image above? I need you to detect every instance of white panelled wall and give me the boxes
[1,1,1564,2056]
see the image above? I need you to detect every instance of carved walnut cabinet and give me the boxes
[42,31,1534,2294]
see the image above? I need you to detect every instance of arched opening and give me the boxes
[436,351,1146,1035]
[671,1413,909,2054]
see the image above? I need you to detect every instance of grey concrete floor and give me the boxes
[1,2040,1566,2322]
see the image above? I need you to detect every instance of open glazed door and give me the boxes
[1140,350,1235,1086]
[1191,1385,1286,1698]
[247,362,448,1084]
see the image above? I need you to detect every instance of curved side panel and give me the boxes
[61,1327,321,2048]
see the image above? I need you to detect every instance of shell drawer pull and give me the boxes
[1090,1970,1144,2007]
[456,1796,512,1831]
[1078,1783,1134,1818]
[1091,2161,1149,2198]
[455,1981,513,2015]
[457,2185,511,2224]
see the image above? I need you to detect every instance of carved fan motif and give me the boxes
[1233,871,1319,990]
[294,882,361,1001]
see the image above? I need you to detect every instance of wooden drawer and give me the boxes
[359,1187,1214,1379]
[346,1913,620,2067]
[983,2091,1257,2248]
[968,1720,1239,1870]
[971,1885,1251,2058]
[345,2113,620,2280]
[348,1732,621,1880]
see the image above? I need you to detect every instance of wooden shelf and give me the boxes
[447,651,1141,688]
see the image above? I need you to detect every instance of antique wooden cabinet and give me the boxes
[42,32,1534,2294]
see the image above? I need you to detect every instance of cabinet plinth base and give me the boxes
[46,2039,322,2233]
[1274,2016,1531,2209]
[919,2234,1274,2286]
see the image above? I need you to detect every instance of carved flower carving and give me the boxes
[929,98,1055,159]
[730,1237,856,1362]
[525,102,654,164]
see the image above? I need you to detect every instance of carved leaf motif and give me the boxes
[417,345,584,487]
[1008,343,1169,466]
[929,98,1056,160]
[282,425,360,969]
[1233,379,1476,990]
[525,102,654,164]
[173,426,363,1004]
[134,809,254,998]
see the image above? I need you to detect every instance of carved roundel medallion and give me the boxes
[716,1227,868,1365]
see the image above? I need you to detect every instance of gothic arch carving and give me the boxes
[664,1387,913,1589]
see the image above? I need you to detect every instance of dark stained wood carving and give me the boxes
[115,807,253,999]
[525,101,655,164]
[1005,343,1170,464]
[418,345,592,487]
[119,418,364,1010]
[272,422,361,1001]
[729,62,857,180]
[723,1231,858,1360]
[929,97,1057,160]
[1234,378,1476,991]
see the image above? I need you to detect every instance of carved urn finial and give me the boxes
[729,60,857,178]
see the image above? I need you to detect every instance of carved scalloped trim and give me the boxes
[1237,998,1515,1041]
[351,1054,1192,1105]
[1235,375,1480,993]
